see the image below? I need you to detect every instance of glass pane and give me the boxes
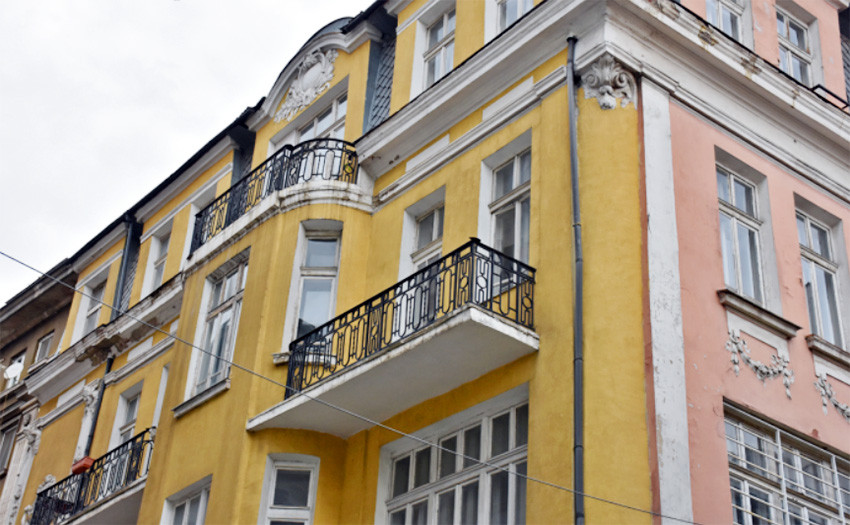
[172,503,185,525]
[440,436,457,478]
[336,95,347,118]
[515,404,529,447]
[417,212,436,250]
[748,486,773,524]
[297,278,333,337]
[224,270,238,300]
[210,280,223,309]
[722,8,739,40]
[737,223,761,302]
[495,208,516,258]
[273,469,311,507]
[305,239,338,267]
[802,259,818,334]
[124,395,139,425]
[490,470,509,525]
[719,213,736,290]
[732,179,754,216]
[428,19,443,48]
[414,448,431,488]
[505,0,518,26]
[463,426,481,467]
[438,490,455,525]
[800,457,824,495]
[392,456,410,498]
[779,47,789,74]
[730,477,746,525]
[789,20,805,50]
[809,223,830,259]
[426,56,437,87]
[520,197,530,263]
[316,108,333,136]
[516,462,527,525]
[498,0,508,29]
[461,482,479,525]
[717,170,730,203]
[300,121,315,141]
[186,495,200,525]
[797,215,808,246]
[390,509,406,525]
[446,10,455,34]
[444,42,454,74]
[412,500,428,525]
[518,151,531,185]
[792,55,809,84]
[776,13,786,36]
[814,266,841,346]
[494,164,514,199]
[706,0,718,25]
[491,413,511,456]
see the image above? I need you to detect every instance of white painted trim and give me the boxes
[405,135,449,172]
[813,355,850,386]
[57,380,85,408]
[642,78,694,525]
[398,187,446,280]
[108,380,143,449]
[256,454,320,525]
[726,311,791,361]
[159,475,211,525]
[151,365,169,428]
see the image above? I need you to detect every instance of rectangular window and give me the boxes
[0,427,15,472]
[706,0,743,41]
[258,455,319,525]
[296,237,340,338]
[717,167,763,303]
[4,353,25,390]
[118,393,140,443]
[491,149,531,263]
[497,0,533,31]
[797,213,843,347]
[169,486,209,525]
[386,402,528,525]
[34,332,54,362]
[725,408,849,525]
[424,10,455,88]
[83,282,106,335]
[413,206,444,270]
[151,231,171,291]
[298,93,347,141]
[194,258,248,395]
[776,8,812,85]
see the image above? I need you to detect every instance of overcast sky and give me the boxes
[0,0,376,306]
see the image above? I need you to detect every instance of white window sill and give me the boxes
[717,289,800,339]
[172,378,230,419]
[807,335,850,369]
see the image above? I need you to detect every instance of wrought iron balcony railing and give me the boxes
[286,239,535,398]
[191,138,358,251]
[31,428,155,525]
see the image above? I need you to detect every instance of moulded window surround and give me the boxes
[797,211,845,349]
[144,226,172,296]
[409,0,456,99]
[0,426,16,473]
[257,454,320,525]
[775,3,820,86]
[34,331,54,362]
[4,353,25,390]
[717,166,763,304]
[725,406,850,525]
[161,476,211,525]
[110,382,144,449]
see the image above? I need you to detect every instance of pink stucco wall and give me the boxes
[668,100,850,524]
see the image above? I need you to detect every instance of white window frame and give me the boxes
[143,224,172,296]
[3,353,25,390]
[409,0,456,99]
[83,280,107,336]
[706,0,747,43]
[160,476,211,525]
[375,385,529,525]
[257,454,320,525]
[186,251,249,400]
[496,0,533,32]
[797,210,845,348]
[775,3,821,86]
[297,93,347,142]
[109,382,144,449]
[0,426,16,473]
[34,331,54,362]
[71,261,114,343]
[399,188,446,280]
[412,205,444,270]
[423,9,455,89]
[489,149,531,264]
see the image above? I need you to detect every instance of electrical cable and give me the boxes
[0,249,702,524]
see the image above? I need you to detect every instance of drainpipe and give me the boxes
[567,35,585,525]
[71,354,114,474]
[112,213,142,321]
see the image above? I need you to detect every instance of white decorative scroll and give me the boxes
[582,54,637,110]
[274,49,339,123]
[726,330,794,398]
[814,374,850,423]
[73,380,101,462]
[5,411,42,525]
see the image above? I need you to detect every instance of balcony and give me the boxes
[31,429,154,525]
[190,138,358,251]
[248,240,538,437]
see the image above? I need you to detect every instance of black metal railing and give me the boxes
[31,428,155,525]
[285,239,535,398]
[191,138,358,251]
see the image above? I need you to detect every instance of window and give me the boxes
[193,256,248,395]
[4,353,24,390]
[118,393,140,444]
[259,455,319,525]
[149,230,171,292]
[298,94,347,141]
[165,480,210,525]
[83,282,106,335]
[717,167,763,303]
[777,7,812,85]
[497,0,533,31]
[424,9,455,88]
[384,401,528,525]
[295,237,340,338]
[491,150,531,264]
[707,0,744,41]
[725,408,849,525]
[34,332,54,362]
[0,427,15,472]
[413,206,444,270]
[797,213,843,347]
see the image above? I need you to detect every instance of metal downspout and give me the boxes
[83,355,114,458]
[567,35,585,525]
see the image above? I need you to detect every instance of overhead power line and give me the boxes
[0,249,701,525]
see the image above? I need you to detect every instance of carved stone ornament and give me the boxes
[20,505,32,525]
[274,49,339,123]
[726,330,794,398]
[36,474,56,493]
[19,416,42,453]
[582,54,637,110]
[81,380,101,417]
[814,374,850,423]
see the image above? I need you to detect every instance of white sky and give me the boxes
[0,0,376,305]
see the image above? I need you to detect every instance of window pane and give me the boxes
[797,216,808,246]
[446,10,455,34]
[814,266,841,346]
[719,213,736,290]
[495,208,516,258]
[490,470,509,525]
[520,197,530,263]
[393,456,410,498]
[515,404,529,447]
[273,469,311,507]
[412,500,428,525]
[494,164,514,199]
[316,108,333,136]
[800,457,824,496]
[730,477,746,525]
[776,13,786,36]
[444,42,454,75]
[336,95,347,118]
[297,278,333,337]
[516,462,527,525]
[707,0,719,25]
[748,486,773,524]
[461,482,479,525]
[717,170,730,203]
[300,122,315,141]
[518,151,531,185]
[802,258,818,333]
[733,179,754,216]
[463,426,481,467]
[499,0,508,29]
[737,223,761,302]
[491,413,511,456]
[722,7,739,39]
[505,0,518,26]
[305,239,338,267]
[438,490,455,525]
[417,212,436,250]
[809,223,830,259]
[186,495,201,525]
[428,19,443,48]
[414,448,431,488]
[440,436,457,478]
[426,56,438,87]
[390,509,406,525]
[789,20,805,50]
[172,503,186,525]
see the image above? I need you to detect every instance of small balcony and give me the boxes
[190,138,358,251]
[248,240,538,437]
[31,429,154,525]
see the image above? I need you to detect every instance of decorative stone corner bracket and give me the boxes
[582,54,637,110]
[814,374,850,423]
[726,330,794,398]
[275,49,338,123]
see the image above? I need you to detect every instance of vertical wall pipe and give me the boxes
[83,355,114,458]
[567,35,585,525]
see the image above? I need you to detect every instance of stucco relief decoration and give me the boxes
[582,54,637,110]
[274,49,339,123]
[647,0,680,19]
[814,374,850,423]
[726,330,794,398]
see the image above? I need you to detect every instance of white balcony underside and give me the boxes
[247,305,538,438]
[66,477,145,525]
